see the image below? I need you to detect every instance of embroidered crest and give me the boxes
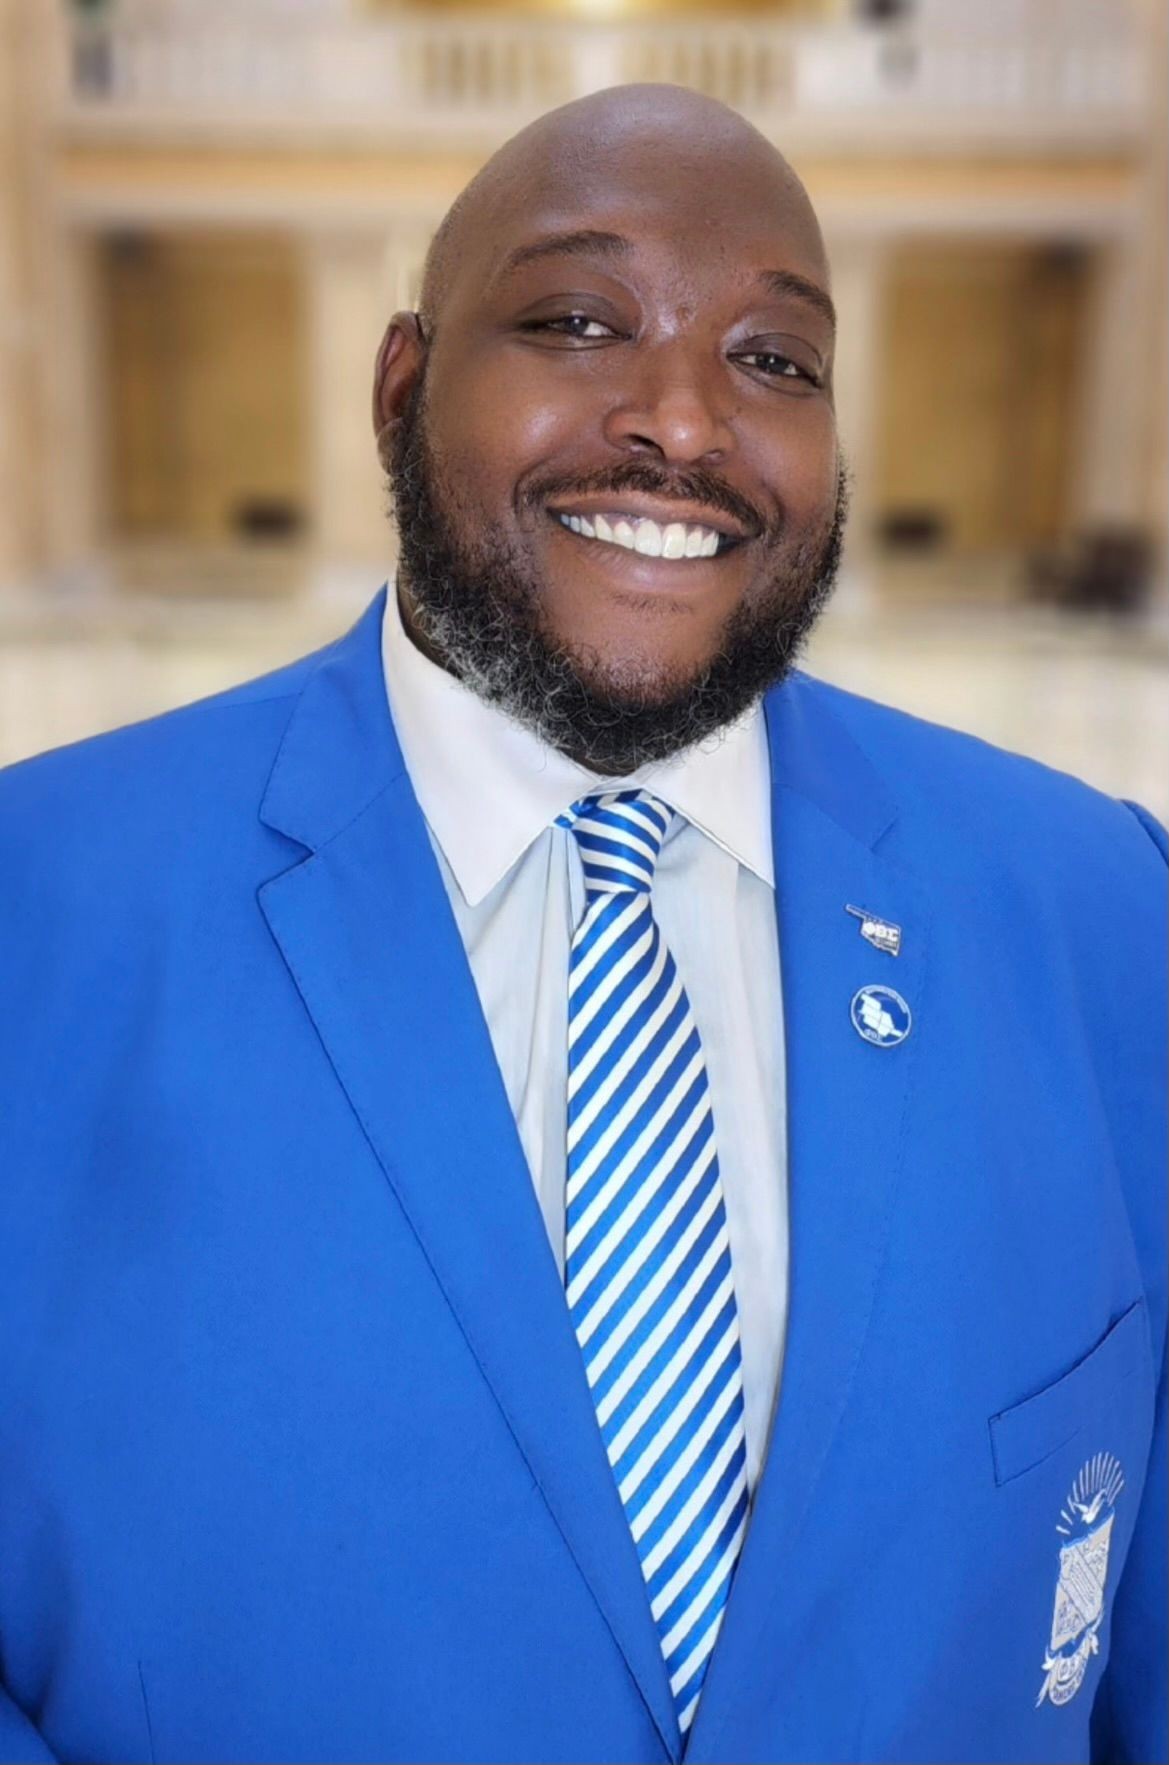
[1037,1452,1124,1708]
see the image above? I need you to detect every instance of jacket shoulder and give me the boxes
[0,642,328,816]
[788,670,1167,888]
[0,641,333,892]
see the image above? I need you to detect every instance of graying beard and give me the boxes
[405,565,731,775]
[403,555,806,777]
[389,430,727,772]
[388,388,846,776]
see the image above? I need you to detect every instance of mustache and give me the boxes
[522,459,772,539]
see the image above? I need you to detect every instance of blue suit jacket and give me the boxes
[1,589,1165,1765]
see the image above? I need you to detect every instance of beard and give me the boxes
[387,377,848,778]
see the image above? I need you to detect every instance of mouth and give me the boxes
[545,500,752,562]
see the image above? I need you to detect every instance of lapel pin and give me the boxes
[851,985,912,1048]
[845,904,902,957]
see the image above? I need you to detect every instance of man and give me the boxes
[0,85,1164,1765]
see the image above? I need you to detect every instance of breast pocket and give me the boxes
[985,1298,1155,1715]
[988,1297,1152,1488]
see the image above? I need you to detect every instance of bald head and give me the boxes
[419,83,824,332]
[373,77,843,772]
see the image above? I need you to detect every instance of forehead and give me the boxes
[457,131,828,308]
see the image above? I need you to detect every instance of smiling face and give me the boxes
[375,86,847,774]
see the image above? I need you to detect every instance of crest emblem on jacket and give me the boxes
[1037,1452,1124,1708]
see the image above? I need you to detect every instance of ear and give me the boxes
[372,311,426,468]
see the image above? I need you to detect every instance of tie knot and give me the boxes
[559,790,673,899]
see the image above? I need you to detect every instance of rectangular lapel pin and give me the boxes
[845,904,902,957]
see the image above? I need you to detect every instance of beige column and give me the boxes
[1072,235,1155,530]
[1035,0,1164,637]
[823,233,889,605]
[1138,0,1167,613]
[304,225,435,594]
[41,225,105,584]
[1,0,104,591]
[1071,0,1163,556]
[0,0,47,589]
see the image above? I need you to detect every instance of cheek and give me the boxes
[426,350,588,508]
[749,402,839,527]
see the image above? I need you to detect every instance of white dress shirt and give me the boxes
[381,584,789,1493]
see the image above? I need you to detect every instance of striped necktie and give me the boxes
[559,788,749,1740]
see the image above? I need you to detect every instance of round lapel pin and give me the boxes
[851,984,912,1048]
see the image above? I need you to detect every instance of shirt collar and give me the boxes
[381,578,775,907]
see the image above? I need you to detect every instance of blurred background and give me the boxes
[1,0,1166,812]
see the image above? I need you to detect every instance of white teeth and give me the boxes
[557,511,727,559]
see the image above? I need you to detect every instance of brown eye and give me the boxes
[734,350,818,385]
[525,314,618,340]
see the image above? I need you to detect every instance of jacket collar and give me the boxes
[260,588,405,853]
[379,575,775,905]
[261,586,899,864]
[765,666,899,853]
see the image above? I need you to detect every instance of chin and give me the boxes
[545,609,731,703]
[558,642,709,712]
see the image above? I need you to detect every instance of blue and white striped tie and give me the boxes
[559,788,749,1739]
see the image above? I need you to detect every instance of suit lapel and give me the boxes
[257,591,680,1761]
[686,677,931,1760]
[257,605,927,1763]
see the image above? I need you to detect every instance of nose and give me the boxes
[601,339,734,465]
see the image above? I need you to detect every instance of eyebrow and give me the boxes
[497,229,633,280]
[757,269,837,333]
[496,228,836,332]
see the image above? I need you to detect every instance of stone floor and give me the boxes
[1,553,1166,820]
